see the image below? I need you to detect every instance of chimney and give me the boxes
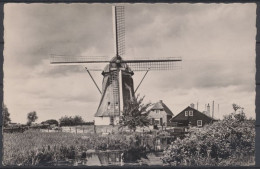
[197,102,198,110]
[212,101,214,119]
[207,103,210,116]
[159,100,163,103]
[190,103,195,108]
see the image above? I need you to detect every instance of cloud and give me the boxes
[4,4,114,67]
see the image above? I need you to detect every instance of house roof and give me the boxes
[151,100,173,116]
[171,106,216,121]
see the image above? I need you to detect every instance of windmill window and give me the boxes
[197,120,202,127]
[189,111,193,116]
[185,111,188,116]
[156,110,160,113]
[107,102,111,110]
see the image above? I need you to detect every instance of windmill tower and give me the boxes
[50,6,182,125]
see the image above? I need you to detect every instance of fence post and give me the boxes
[76,127,77,134]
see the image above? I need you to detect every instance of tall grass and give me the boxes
[3,129,155,166]
[4,130,85,165]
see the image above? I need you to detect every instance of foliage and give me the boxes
[3,130,86,166]
[59,115,84,126]
[232,103,243,112]
[224,104,246,122]
[3,129,156,166]
[3,104,11,127]
[41,119,59,126]
[119,95,152,132]
[162,111,255,166]
[27,111,38,126]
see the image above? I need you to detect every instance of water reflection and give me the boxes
[55,151,164,166]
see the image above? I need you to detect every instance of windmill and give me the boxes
[50,6,182,125]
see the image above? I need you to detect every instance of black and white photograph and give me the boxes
[2,3,256,166]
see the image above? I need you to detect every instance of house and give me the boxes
[148,100,174,127]
[170,104,216,127]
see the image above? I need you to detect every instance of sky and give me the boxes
[4,3,256,124]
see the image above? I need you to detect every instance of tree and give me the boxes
[233,108,247,122]
[73,115,84,125]
[119,95,152,132]
[2,104,11,127]
[27,111,38,126]
[59,115,85,126]
[232,103,242,113]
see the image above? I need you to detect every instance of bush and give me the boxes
[162,112,255,166]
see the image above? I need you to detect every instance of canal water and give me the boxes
[53,151,164,166]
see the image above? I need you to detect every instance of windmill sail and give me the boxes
[50,55,110,64]
[110,70,120,116]
[113,6,125,57]
[123,57,182,71]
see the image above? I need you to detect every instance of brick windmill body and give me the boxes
[51,6,181,126]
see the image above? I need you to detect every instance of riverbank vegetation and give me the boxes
[162,111,255,166]
[3,110,255,166]
[3,129,157,166]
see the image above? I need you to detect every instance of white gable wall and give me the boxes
[149,110,168,126]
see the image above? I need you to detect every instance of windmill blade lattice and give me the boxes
[113,6,125,57]
[109,70,120,117]
[123,57,182,71]
[50,55,110,64]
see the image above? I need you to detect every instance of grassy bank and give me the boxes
[3,129,156,166]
